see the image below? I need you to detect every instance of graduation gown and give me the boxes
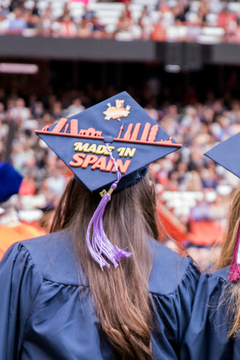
[0,230,200,360]
[181,266,240,360]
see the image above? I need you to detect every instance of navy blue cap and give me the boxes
[0,162,23,202]
[205,132,240,178]
[35,91,181,193]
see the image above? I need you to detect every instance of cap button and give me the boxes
[104,135,114,144]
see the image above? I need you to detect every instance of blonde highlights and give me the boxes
[217,189,240,337]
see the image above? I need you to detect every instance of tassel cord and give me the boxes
[86,143,132,270]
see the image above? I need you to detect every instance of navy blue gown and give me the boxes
[0,230,200,360]
[181,267,240,360]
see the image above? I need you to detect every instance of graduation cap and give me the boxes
[204,133,240,282]
[0,162,23,203]
[35,91,182,269]
[205,132,240,179]
[35,91,181,193]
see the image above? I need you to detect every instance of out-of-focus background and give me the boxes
[1,0,240,268]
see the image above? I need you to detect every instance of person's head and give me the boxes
[205,134,240,337]
[217,115,230,129]
[16,98,25,108]
[52,101,62,113]
[231,100,240,111]
[13,8,22,18]
[185,106,197,119]
[51,173,158,360]
[42,112,53,124]
[168,105,178,117]
[72,98,82,106]
[203,106,214,123]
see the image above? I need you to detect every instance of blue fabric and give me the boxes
[0,230,200,360]
[0,162,23,203]
[205,132,240,179]
[180,267,240,360]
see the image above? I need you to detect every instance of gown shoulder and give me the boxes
[148,238,200,295]
[180,266,240,360]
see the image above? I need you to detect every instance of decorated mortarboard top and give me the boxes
[0,162,23,203]
[35,91,181,194]
[204,134,240,283]
[205,132,240,179]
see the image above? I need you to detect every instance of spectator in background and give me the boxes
[78,18,92,37]
[217,6,236,30]
[66,98,85,117]
[160,115,179,137]
[92,16,104,33]
[9,98,31,124]
[151,18,167,41]
[139,6,153,39]
[26,14,40,30]
[0,89,7,110]
[44,167,66,199]
[213,99,224,121]
[0,102,6,122]
[216,114,234,141]
[59,15,77,37]
[8,8,27,30]
[230,100,240,124]
[0,13,9,31]
[144,100,159,122]
[115,12,131,34]
[197,0,208,24]
[185,170,203,191]
[176,162,188,188]
[173,3,187,23]
[82,6,95,21]
[201,106,215,125]
[201,168,218,189]
[51,101,63,120]
[180,106,201,142]
[33,101,44,118]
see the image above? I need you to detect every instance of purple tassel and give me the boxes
[86,143,132,270]
[229,222,240,282]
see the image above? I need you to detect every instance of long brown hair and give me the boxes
[50,172,159,359]
[217,189,240,337]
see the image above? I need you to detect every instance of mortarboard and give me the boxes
[204,134,240,282]
[0,162,23,203]
[35,91,182,269]
[35,91,181,194]
[205,132,240,179]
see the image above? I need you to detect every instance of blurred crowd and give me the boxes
[1,0,240,42]
[1,79,240,266]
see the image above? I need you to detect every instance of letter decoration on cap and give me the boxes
[85,143,132,270]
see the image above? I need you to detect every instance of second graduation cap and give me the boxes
[205,132,240,178]
[36,91,181,194]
